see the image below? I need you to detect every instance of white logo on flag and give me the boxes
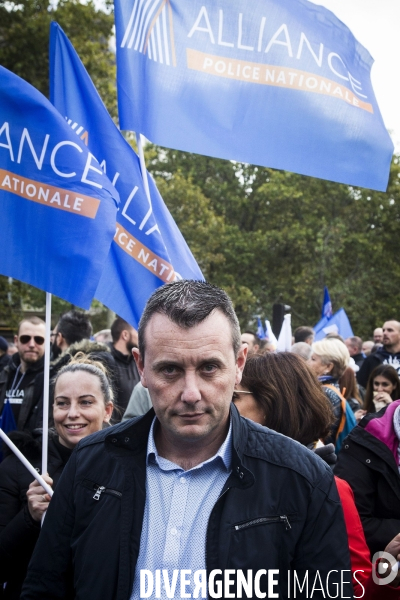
[121,0,176,66]
[65,117,89,145]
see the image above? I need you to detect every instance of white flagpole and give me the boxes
[135,132,153,231]
[42,292,52,475]
[0,429,53,496]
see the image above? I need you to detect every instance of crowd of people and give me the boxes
[0,284,400,598]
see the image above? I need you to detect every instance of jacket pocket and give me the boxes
[81,478,122,501]
[233,515,292,531]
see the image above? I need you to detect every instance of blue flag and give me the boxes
[257,317,266,340]
[114,0,393,191]
[314,308,354,341]
[322,286,333,319]
[0,66,119,308]
[50,23,203,327]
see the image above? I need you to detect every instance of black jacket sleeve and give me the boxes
[21,451,76,600]
[357,355,377,389]
[334,446,400,555]
[0,457,40,583]
[290,466,353,597]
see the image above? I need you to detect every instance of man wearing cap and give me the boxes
[0,317,46,432]
[22,281,352,599]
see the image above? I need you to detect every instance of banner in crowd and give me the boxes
[114,0,393,191]
[0,66,119,308]
[314,307,354,341]
[50,23,203,327]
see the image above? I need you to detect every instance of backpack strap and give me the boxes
[323,384,347,438]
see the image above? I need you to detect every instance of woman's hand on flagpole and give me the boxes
[26,474,53,522]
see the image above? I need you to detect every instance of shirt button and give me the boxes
[180,476,186,483]
[170,527,177,535]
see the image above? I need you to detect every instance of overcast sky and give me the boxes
[311,0,400,151]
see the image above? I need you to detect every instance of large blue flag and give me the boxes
[50,23,203,328]
[114,0,393,191]
[0,66,118,308]
[314,308,354,341]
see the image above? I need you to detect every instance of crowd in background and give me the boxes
[1,308,400,597]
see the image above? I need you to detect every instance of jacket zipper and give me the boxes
[82,479,122,501]
[93,486,106,500]
[234,515,291,531]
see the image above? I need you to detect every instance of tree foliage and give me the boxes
[149,148,400,338]
[0,0,116,116]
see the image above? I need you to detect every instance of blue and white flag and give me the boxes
[0,66,118,308]
[322,286,333,319]
[257,317,266,340]
[50,23,203,328]
[314,308,354,341]
[114,0,393,191]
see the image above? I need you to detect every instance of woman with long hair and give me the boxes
[364,364,400,414]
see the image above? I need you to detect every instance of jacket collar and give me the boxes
[104,403,255,488]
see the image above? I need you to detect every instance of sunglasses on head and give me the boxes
[19,335,45,345]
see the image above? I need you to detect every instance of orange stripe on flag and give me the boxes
[0,169,100,218]
[186,49,373,113]
[114,222,176,283]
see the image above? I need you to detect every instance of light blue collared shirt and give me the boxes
[130,417,232,600]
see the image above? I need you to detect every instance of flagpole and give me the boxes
[42,292,52,475]
[0,429,53,496]
[135,132,153,231]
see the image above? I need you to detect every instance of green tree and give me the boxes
[0,0,116,116]
[149,145,400,338]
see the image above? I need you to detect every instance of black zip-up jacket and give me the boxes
[0,431,71,599]
[357,348,400,388]
[109,344,140,417]
[21,407,353,600]
[0,354,44,432]
[334,402,400,556]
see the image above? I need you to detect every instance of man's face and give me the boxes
[345,339,356,357]
[134,311,246,447]
[15,321,46,365]
[373,328,383,343]
[382,322,400,349]
[241,333,259,356]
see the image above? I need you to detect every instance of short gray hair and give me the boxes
[138,281,241,359]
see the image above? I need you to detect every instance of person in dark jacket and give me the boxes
[345,336,366,370]
[334,400,400,557]
[358,321,400,388]
[109,316,140,418]
[21,281,352,600]
[0,317,46,432]
[0,353,114,600]
[0,336,11,371]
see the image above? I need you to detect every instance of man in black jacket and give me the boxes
[0,317,45,432]
[357,320,400,388]
[22,281,352,600]
[109,316,140,418]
